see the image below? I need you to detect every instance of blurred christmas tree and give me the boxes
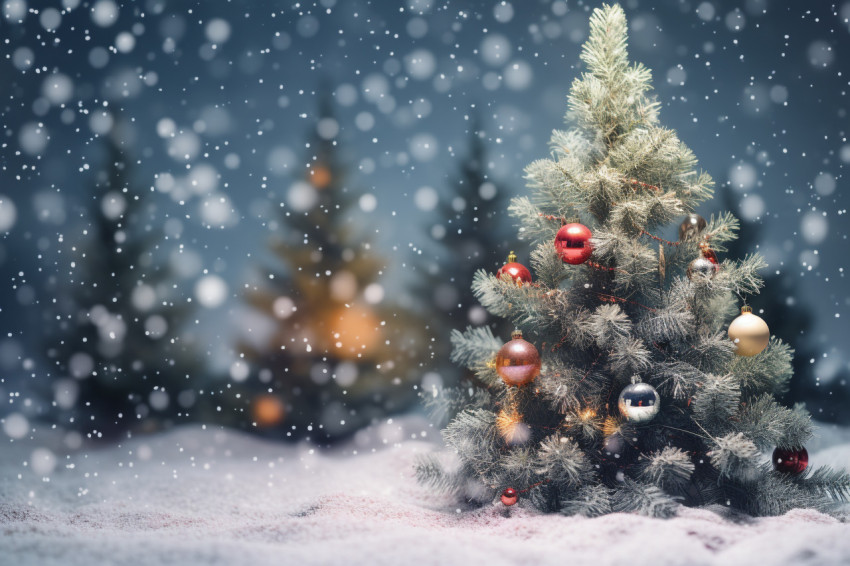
[417,4,850,517]
[722,187,850,424]
[43,126,200,438]
[235,91,424,442]
[416,117,518,396]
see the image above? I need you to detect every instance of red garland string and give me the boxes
[586,261,629,275]
[627,178,661,192]
[639,230,681,247]
[538,213,567,224]
[595,292,656,312]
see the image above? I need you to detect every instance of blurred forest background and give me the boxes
[0,0,848,445]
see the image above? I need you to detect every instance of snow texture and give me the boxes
[1,418,849,566]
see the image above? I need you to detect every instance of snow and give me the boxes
[2,418,849,566]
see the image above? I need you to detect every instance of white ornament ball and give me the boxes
[618,382,660,423]
[728,306,770,357]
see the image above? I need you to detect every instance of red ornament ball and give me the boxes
[497,251,532,285]
[554,223,593,264]
[501,487,518,506]
[494,330,541,387]
[772,447,808,475]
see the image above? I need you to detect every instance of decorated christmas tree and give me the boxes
[417,4,850,517]
[236,92,424,442]
[44,130,199,438]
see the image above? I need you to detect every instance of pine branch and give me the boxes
[709,432,759,480]
[638,446,695,490]
[560,484,613,517]
[736,394,812,450]
[421,386,491,426]
[449,326,501,369]
[801,466,850,502]
[535,436,592,487]
[729,337,794,396]
[692,373,741,430]
[611,478,680,518]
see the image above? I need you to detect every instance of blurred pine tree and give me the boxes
[43,126,200,438]
[234,90,426,442]
[415,117,519,394]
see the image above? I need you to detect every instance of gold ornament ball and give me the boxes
[728,306,770,356]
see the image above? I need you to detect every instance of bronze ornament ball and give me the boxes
[728,306,770,356]
[494,330,541,387]
[679,213,707,241]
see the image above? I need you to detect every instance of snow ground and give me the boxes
[1,417,849,566]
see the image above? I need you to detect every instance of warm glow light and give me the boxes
[325,304,381,359]
[253,394,286,427]
[497,408,531,445]
[310,165,332,189]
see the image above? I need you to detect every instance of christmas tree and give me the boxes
[236,91,424,442]
[417,4,850,517]
[44,129,199,438]
[416,116,517,397]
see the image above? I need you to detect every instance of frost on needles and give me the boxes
[416,3,850,518]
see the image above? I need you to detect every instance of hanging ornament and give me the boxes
[496,251,532,285]
[658,243,666,282]
[772,446,808,475]
[678,213,707,241]
[617,379,660,423]
[687,242,720,281]
[728,306,770,356]
[500,487,518,506]
[554,223,593,265]
[494,330,541,387]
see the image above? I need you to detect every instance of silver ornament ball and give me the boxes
[618,382,660,423]
[687,256,718,280]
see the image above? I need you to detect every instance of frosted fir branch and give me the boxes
[801,467,850,503]
[587,304,632,347]
[611,478,680,518]
[747,470,827,517]
[508,197,554,244]
[728,337,794,396]
[499,446,541,488]
[735,394,812,450]
[590,230,659,291]
[449,326,501,369]
[607,190,685,234]
[638,446,695,490]
[421,386,491,426]
[709,432,760,480]
[443,409,503,484]
[608,336,652,376]
[535,436,592,487]
[560,484,613,517]
[471,270,549,327]
[648,361,706,400]
[581,3,629,85]
[534,360,581,413]
[530,242,569,289]
[635,306,695,345]
[681,331,737,374]
[701,211,740,253]
[548,128,602,163]
[712,254,767,297]
[523,158,587,216]
[692,373,741,430]
[415,453,460,495]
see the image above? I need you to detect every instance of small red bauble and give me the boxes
[772,447,808,475]
[699,242,719,265]
[501,487,518,506]
[497,251,532,285]
[554,223,593,264]
[494,330,541,387]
